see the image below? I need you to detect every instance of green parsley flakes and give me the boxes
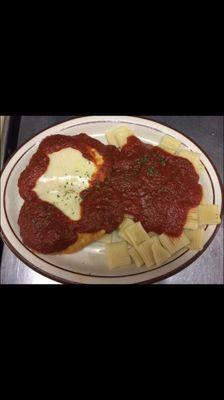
[147,166,156,176]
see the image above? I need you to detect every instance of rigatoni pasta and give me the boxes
[184,229,205,250]
[125,222,149,245]
[168,232,190,252]
[106,131,119,147]
[128,247,144,268]
[136,239,155,268]
[151,241,171,266]
[119,217,135,231]
[184,207,199,230]
[106,242,131,269]
[105,126,135,148]
[159,135,181,152]
[198,205,221,225]
[101,130,222,270]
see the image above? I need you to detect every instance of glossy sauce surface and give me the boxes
[18,134,202,253]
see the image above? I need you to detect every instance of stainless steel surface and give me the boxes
[1,116,223,284]
[1,116,10,168]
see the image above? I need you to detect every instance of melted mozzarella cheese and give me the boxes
[34,147,97,221]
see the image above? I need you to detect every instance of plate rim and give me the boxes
[0,116,223,284]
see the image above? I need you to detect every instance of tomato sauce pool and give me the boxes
[18,134,202,253]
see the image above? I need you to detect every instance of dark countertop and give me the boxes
[1,116,223,284]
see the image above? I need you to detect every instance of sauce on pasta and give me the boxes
[18,134,202,253]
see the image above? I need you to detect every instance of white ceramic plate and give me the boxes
[0,116,223,284]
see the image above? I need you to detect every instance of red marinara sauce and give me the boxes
[18,134,202,253]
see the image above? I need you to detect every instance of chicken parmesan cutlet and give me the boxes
[18,132,203,255]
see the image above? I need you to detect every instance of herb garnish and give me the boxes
[139,155,149,165]
[147,166,155,176]
[157,155,166,166]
